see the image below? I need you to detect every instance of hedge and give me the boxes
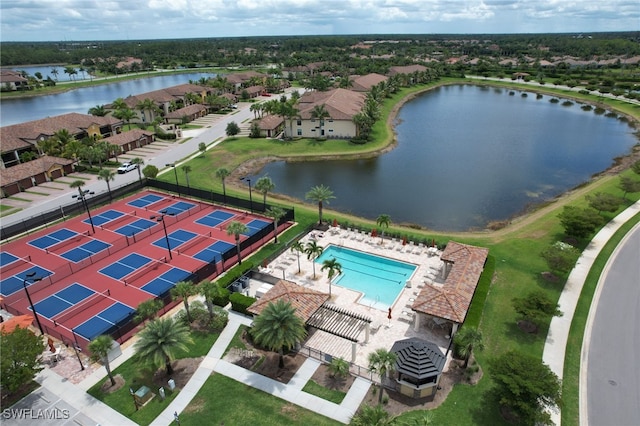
[229,292,256,315]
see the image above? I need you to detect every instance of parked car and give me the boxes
[117,162,137,174]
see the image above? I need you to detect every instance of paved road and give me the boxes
[584,223,640,426]
[1,103,255,229]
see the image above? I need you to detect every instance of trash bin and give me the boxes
[168,379,176,390]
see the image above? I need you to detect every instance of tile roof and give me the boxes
[1,113,122,153]
[349,73,388,92]
[297,88,366,120]
[0,156,73,185]
[164,104,207,119]
[388,65,428,76]
[258,114,284,130]
[103,129,154,146]
[247,280,329,322]
[411,241,488,324]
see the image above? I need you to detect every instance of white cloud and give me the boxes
[0,0,638,41]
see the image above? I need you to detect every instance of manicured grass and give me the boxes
[223,325,248,357]
[148,77,639,424]
[87,330,219,426]
[302,379,347,404]
[178,374,341,425]
[561,211,640,426]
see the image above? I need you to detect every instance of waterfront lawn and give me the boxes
[179,374,341,425]
[87,330,219,426]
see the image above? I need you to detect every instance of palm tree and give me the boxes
[255,176,275,208]
[290,241,304,274]
[134,298,163,325]
[305,184,335,225]
[88,104,107,116]
[111,97,128,111]
[376,214,391,244]
[114,107,136,130]
[215,168,230,198]
[321,257,342,297]
[327,357,349,380]
[134,317,193,375]
[88,335,116,386]
[251,300,307,368]
[454,327,485,369]
[305,240,323,279]
[351,404,397,426]
[199,280,225,321]
[226,221,249,265]
[171,281,196,323]
[69,179,86,197]
[368,348,398,404]
[181,165,192,192]
[51,67,59,81]
[265,206,286,244]
[310,104,330,137]
[97,169,116,202]
[136,98,160,124]
[130,157,145,182]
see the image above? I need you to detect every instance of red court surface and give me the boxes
[0,190,288,350]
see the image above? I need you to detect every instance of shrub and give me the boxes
[229,292,256,315]
[212,287,230,307]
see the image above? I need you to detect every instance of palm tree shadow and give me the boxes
[307,138,325,147]
[471,388,511,426]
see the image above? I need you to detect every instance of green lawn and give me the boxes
[178,374,341,425]
[132,77,640,424]
[302,379,347,404]
[87,329,219,426]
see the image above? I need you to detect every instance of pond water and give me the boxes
[257,85,638,231]
[1,71,215,126]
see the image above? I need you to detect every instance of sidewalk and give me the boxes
[542,200,640,425]
[151,310,371,425]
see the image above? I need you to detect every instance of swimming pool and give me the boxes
[315,245,416,310]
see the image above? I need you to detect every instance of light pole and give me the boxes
[23,271,44,335]
[166,163,180,197]
[72,189,96,234]
[65,340,85,371]
[151,210,175,260]
[242,177,253,213]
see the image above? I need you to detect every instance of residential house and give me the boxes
[349,73,388,92]
[257,114,284,138]
[287,88,366,139]
[1,156,74,197]
[0,70,30,91]
[388,64,428,76]
[0,113,122,168]
[102,129,155,154]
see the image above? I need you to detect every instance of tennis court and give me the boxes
[85,209,124,226]
[0,266,53,296]
[73,302,135,341]
[32,283,95,319]
[99,253,152,280]
[153,229,198,250]
[0,189,289,351]
[60,240,111,263]
[28,228,77,250]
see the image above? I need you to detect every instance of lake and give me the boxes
[256,85,638,231]
[0,72,215,126]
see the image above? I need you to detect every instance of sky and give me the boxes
[1,0,638,42]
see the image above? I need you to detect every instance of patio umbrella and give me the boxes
[372,229,377,238]
[0,315,34,334]
[387,307,392,326]
[332,218,338,227]
[402,236,407,245]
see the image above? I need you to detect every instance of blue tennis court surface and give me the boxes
[153,229,197,250]
[115,218,157,236]
[242,219,272,236]
[194,241,235,263]
[0,266,53,296]
[141,267,191,296]
[61,240,111,263]
[33,283,95,319]
[196,210,235,227]
[128,193,164,208]
[99,253,151,280]
[0,252,19,267]
[73,302,135,340]
[160,201,196,216]
[85,210,124,226]
[28,228,77,250]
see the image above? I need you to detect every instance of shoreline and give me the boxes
[229,80,640,234]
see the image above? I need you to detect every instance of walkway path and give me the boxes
[542,200,640,425]
[151,310,370,425]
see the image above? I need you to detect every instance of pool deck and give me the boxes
[249,227,453,370]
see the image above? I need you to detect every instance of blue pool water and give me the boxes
[315,245,417,310]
